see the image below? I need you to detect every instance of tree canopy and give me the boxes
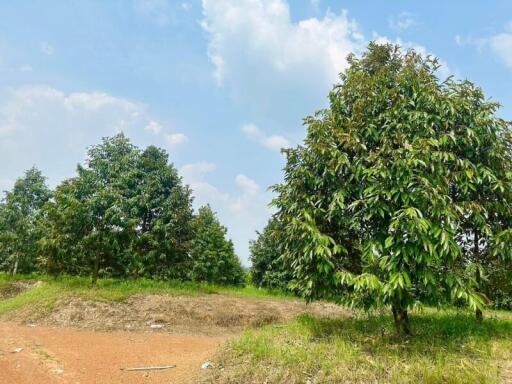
[272,43,512,334]
[0,167,52,274]
[250,218,292,290]
[188,205,245,285]
[31,134,245,285]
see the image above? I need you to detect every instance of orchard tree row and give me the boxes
[251,43,512,334]
[0,135,245,285]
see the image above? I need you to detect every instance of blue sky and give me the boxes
[0,0,511,264]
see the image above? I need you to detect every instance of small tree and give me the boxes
[273,43,512,335]
[189,205,245,285]
[0,167,51,274]
[250,218,292,290]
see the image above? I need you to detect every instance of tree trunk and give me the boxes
[475,267,483,322]
[11,256,19,276]
[475,307,483,322]
[91,255,99,286]
[474,230,484,322]
[392,304,411,336]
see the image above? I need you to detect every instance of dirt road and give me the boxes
[0,322,224,384]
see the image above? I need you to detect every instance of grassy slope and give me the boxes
[209,311,512,384]
[0,273,291,316]
[1,274,511,383]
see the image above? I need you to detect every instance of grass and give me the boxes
[2,273,511,383]
[0,273,291,316]
[208,310,512,384]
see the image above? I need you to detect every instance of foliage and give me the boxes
[188,205,245,285]
[250,218,293,290]
[1,135,244,287]
[0,168,52,274]
[272,43,512,334]
[38,134,194,282]
[124,145,195,280]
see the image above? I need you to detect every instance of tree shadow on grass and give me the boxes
[296,310,512,358]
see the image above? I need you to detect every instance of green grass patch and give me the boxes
[211,310,512,383]
[0,273,292,316]
[0,282,62,315]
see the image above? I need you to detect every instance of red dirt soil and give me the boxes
[0,322,224,384]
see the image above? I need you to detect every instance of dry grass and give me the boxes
[5,294,349,335]
[0,280,43,299]
[0,275,350,336]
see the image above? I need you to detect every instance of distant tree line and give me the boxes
[0,134,245,286]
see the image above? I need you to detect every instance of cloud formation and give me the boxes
[145,120,163,134]
[489,23,512,68]
[0,85,186,187]
[180,162,272,264]
[454,23,512,69]
[389,12,415,32]
[202,0,364,117]
[165,132,189,148]
[241,123,289,152]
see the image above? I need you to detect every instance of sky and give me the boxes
[0,0,511,265]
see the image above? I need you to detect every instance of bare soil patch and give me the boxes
[0,322,222,384]
[2,293,351,336]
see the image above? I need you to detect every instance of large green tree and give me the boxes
[188,205,245,285]
[126,145,194,280]
[39,134,138,282]
[0,167,52,274]
[273,43,512,335]
[39,134,194,283]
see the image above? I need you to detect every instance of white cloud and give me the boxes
[165,132,188,148]
[454,34,474,47]
[0,85,169,188]
[145,120,163,134]
[180,162,272,264]
[140,117,186,150]
[65,92,141,112]
[235,174,259,195]
[456,23,512,68]
[202,0,363,86]
[389,12,415,32]
[201,1,452,126]
[180,162,230,204]
[490,31,512,68]
[201,0,364,117]
[241,123,289,152]
[180,161,217,181]
[40,41,55,56]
